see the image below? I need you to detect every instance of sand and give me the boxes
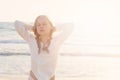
[0,55,120,80]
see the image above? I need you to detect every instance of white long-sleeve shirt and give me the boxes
[14,20,74,80]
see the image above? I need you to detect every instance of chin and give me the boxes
[38,32,45,35]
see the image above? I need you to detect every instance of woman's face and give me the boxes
[36,17,52,36]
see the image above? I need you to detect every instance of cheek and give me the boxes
[46,27,52,33]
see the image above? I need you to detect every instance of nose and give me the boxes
[39,26,45,31]
[38,25,43,29]
[40,26,44,29]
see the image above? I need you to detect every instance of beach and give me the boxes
[1,0,120,79]
[1,22,120,80]
[1,55,120,80]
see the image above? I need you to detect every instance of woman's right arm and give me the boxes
[14,20,33,42]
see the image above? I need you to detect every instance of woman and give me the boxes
[14,15,74,80]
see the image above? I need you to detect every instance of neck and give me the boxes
[39,34,50,42]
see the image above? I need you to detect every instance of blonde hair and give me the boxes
[32,15,56,54]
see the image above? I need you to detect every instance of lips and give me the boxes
[40,30,44,31]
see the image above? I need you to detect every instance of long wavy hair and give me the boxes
[31,15,56,54]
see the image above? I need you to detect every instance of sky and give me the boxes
[0,0,119,23]
[0,0,120,46]
[0,0,76,23]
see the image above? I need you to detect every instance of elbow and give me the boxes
[14,20,19,27]
[14,20,23,31]
[14,20,24,28]
[14,20,19,24]
[14,20,19,23]
[14,20,21,25]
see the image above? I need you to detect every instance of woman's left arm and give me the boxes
[54,23,74,44]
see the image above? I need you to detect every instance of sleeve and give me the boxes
[54,23,74,45]
[14,20,33,42]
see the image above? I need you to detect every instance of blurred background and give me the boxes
[0,0,120,80]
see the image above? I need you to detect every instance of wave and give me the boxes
[0,40,26,44]
[0,52,30,56]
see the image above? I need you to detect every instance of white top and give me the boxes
[14,20,74,80]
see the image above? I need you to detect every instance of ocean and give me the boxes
[1,22,120,56]
[0,22,77,56]
[1,22,120,79]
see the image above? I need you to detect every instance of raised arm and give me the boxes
[54,23,74,45]
[14,20,33,42]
